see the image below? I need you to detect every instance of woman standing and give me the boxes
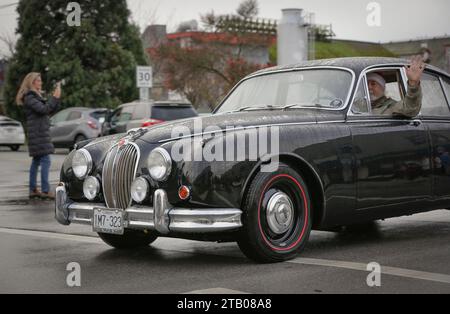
[16,73,61,200]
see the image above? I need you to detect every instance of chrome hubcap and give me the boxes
[266,192,294,235]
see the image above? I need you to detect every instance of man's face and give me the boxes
[368,80,385,101]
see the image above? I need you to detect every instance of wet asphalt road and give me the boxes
[0,148,450,294]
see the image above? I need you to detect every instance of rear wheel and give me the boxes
[98,229,158,249]
[237,163,312,263]
[9,145,20,152]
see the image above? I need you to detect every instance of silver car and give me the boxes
[0,115,25,151]
[50,108,108,149]
[104,100,198,135]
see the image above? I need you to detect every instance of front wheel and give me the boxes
[238,164,312,263]
[10,145,20,152]
[98,229,158,249]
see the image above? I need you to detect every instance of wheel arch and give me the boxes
[240,153,326,229]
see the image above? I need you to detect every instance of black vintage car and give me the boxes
[56,57,450,263]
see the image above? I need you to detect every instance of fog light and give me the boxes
[131,177,149,203]
[178,185,191,200]
[83,176,100,201]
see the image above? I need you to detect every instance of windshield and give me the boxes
[216,69,353,114]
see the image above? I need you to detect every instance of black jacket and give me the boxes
[23,90,61,157]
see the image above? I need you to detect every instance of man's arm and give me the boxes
[391,82,422,118]
[392,55,425,118]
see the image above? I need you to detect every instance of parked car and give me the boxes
[103,100,198,135]
[50,108,108,149]
[0,115,25,151]
[55,58,450,263]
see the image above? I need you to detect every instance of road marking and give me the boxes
[289,258,450,285]
[0,227,102,244]
[1,227,450,285]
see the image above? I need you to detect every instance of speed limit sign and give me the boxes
[136,66,153,88]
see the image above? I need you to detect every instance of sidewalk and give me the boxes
[0,147,68,202]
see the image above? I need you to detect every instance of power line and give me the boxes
[0,2,18,10]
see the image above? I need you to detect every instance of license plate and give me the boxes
[6,128,15,133]
[93,208,124,235]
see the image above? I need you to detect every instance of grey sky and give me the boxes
[1,0,449,56]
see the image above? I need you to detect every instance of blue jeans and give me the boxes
[30,155,51,193]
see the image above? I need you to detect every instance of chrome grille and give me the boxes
[102,143,139,209]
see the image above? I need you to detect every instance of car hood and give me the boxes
[138,109,346,144]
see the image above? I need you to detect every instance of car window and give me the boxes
[420,73,450,116]
[151,106,198,121]
[51,110,71,123]
[350,77,370,114]
[67,111,82,121]
[89,111,107,121]
[133,104,148,120]
[364,69,405,115]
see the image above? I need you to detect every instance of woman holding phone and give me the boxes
[16,73,61,200]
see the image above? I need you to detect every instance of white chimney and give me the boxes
[277,9,309,66]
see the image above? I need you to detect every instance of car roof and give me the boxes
[120,100,193,107]
[250,57,450,79]
[60,107,108,113]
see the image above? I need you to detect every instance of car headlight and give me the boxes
[72,149,93,179]
[147,147,172,181]
[83,176,100,201]
[131,177,149,203]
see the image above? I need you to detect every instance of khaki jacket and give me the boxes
[371,83,422,118]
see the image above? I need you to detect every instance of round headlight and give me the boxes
[147,148,172,181]
[83,176,100,201]
[72,149,93,179]
[131,177,149,203]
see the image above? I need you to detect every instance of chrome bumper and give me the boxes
[55,184,243,234]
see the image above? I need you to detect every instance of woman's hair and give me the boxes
[16,72,41,106]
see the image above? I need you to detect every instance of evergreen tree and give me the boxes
[4,0,147,122]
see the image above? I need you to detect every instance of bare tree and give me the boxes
[236,0,259,19]
[0,31,17,60]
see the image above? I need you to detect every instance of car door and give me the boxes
[347,67,432,218]
[420,72,450,205]
[61,111,83,144]
[50,109,71,144]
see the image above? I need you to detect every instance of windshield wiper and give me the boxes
[225,105,286,114]
[282,103,328,110]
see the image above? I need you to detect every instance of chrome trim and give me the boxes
[266,192,294,235]
[154,189,170,234]
[438,76,450,110]
[55,187,243,234]
[102,142,140,210]
[214,66,356,113]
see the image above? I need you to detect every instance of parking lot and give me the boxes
[0,147,449,294]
